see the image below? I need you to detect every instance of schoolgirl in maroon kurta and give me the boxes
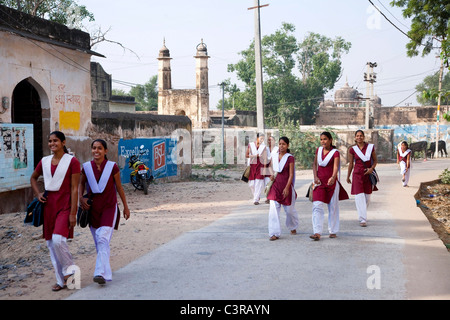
[246,134,269,204]
[346,130,378,227]
[79,139,130,284]
[310,132,348,241]
[30,131,80,292]
[82,159,121,229]
[267,137,298,240]
[34,156,80,240]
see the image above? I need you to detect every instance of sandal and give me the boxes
[329,234,337,238]
[93,275,106,284]
[309,233,321,241]
[269,235,279,241]
[290,230,297,235]
[360,222,367,227]
[51,284,66,292]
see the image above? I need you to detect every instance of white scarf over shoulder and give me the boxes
[83,161,115,194]
[352,143,374,162]
[398,147,411,159]
[317,147,338,167]
[248,142,269,166]
[42,153,73,191]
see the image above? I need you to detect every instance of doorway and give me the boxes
[12,79,43,168]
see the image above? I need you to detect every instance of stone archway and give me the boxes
[12,79,44,167]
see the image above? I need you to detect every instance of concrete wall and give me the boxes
[0,31,92,142]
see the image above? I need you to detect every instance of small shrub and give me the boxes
[439,168,450,184]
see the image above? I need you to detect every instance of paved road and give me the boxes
[67,158,450,300]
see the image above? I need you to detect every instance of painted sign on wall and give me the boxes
[0,123,34,191]
[118,137,177,183]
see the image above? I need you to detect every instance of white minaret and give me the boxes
[194,39,210,128]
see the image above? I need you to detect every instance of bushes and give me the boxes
[439,168,450,184]
[279,120,336,169]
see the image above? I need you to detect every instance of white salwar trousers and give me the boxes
[268,187,298,237]
[355,193,371,223]
[46,234,74,287]
[249,179,265,203]
[312,182,340,235]
[399,161,410,186]
[90,207,117,281]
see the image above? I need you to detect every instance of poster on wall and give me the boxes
[118,137,177,184]
[0,123,34,191]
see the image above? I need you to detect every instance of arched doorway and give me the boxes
[12,79,43,168]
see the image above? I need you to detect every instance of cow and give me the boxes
[409,141,428,160]
[427,140,448,158]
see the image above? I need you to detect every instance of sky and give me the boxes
[78,0,443,110]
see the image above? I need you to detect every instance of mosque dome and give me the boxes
[335,82,359,102]
[319,99,335,108]
[371,95,382,106]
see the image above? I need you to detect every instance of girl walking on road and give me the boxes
[397,141,411,187]
[310,132,348,241]
[30,131,80,292]
[346,130,378,227]
[78,139,130,285]
[267,137,299,241]
[246,133,270,205]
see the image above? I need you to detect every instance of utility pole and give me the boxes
[363,62,377,129]
[248,1,268,132]
[435,57,444,158]
[221,82,225,164]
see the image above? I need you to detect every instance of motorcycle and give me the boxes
[128,145,153,194]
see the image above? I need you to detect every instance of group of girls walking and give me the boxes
[261,130,379,241]
[30,131,130,292]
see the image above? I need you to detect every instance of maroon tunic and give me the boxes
[397,150,411,168]
[35,157,80,240]
[248,143,266,180]
[349,143,378,195]
[313,148,348,203]
[267,155,297,206]
[82,160,120,229]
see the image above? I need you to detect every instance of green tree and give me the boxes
[129,75,158,111]
[391,0,450,120]
[0,0,94,26]
[416,71,450,105]
[222,23,350,125]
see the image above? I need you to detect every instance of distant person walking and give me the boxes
[310,132,348,241]
[346,130,378,227]
[78,139,130,285]
[246,133,269,205]
[397,141,411,187]
[30,131,80,292]
[267,137,298,240]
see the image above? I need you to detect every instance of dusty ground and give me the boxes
[0,167,256,300]
[1,165,448,300]
[416,181,450,252]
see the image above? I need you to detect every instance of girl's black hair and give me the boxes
[91,139,108,160]
[320,131,336,149]
[401,141,409,148]
[49,131,69,153]
[279,136,291,153]
[355,129,365,137]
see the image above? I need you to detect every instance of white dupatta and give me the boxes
[247,142,268,166]
[272,152,292,173]
[398,147,411,160]
[83,161,115,194]
[352,143,374,162]
[42,153,73,191]
[317,147,338,167]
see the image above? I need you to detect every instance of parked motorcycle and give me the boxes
[128,145,153,194]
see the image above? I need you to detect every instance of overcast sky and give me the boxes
[79,0,442,110]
